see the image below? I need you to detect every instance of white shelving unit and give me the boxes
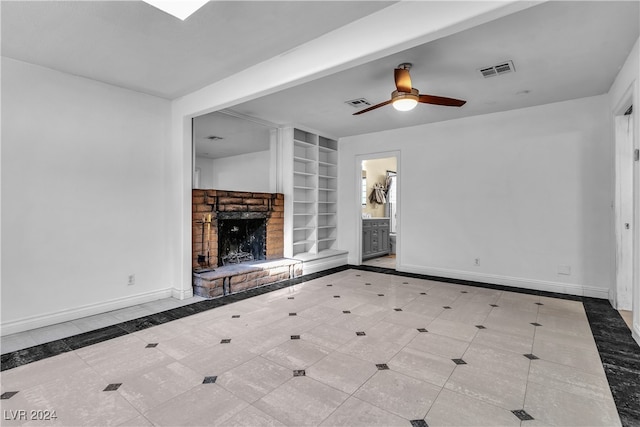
[283,127,339,259]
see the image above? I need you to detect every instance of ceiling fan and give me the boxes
[353,63,466,115]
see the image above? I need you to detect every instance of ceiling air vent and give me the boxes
[345,98,371,108]
[479,60,515,78]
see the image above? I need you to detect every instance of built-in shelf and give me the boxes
[286,127,339,257]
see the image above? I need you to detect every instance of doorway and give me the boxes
[613,99,639,344]
[360,156,398,269]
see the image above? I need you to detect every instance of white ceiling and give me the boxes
[1,1,395,99]
[194,111,272,159]
[2,1,638,159]
[230,1,640,138]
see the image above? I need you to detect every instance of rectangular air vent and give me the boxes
[479,60,515,78]
[345,98,371,108]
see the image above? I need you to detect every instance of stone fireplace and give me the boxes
[192,190,299,298]
[192,189,284,269]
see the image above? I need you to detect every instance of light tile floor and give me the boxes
[361,255,396,269]
[0,270,622,426]
[0,296,207,354]
[620,310,633,330]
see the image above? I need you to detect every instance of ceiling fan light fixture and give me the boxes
[391,89,419,111]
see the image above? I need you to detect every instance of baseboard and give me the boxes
[1,288,174,336]
[633,323,640,347]
[399,264,610,299]
[302,253,349,275]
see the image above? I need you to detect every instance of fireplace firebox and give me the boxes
[218,217,266,265]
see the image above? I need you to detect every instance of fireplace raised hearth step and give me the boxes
[193,258,303,298]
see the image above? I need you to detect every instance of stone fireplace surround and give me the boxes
[192,189,301,298]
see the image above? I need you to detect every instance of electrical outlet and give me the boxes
[474,258,480,266]
[128,274,135,286]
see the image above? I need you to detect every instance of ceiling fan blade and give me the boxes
[394,68,412,93]
[352,99,393,115]
[419,94,466,107]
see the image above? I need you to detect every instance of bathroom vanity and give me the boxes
[362,218,390,260]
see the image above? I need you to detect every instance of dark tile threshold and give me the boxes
[2,264,639,426]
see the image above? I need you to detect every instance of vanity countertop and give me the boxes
[363,217,390,220]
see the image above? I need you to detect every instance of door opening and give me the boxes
[360,156,398,269]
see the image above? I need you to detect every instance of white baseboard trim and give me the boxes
[302,254,348,275]
[172,287,193,300]
[1,288,174,336]
[398,264,610,299]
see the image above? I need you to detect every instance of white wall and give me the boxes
[339,95,613,298]
[195,151,271,192]
[1,58,172,334]
[194,156,214,189]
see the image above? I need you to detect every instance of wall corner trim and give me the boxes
[172,287,194,300]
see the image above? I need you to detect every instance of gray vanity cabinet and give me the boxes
[362,218,390,260]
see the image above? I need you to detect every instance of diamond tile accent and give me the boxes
[452,359,467,365]
[420,292,427,295]
[410,420,429,427]
[402,282,409,284]
[417,328,428,333]
[355,274,361,277]
[287,297,295,300]
[511,409,534,421]
[490,304,499,307]
[356,331,366,336]
[378,294,385,297]
[343,311,351,314]
[289,313,297,316]
[523,353,539,360]
[0,392,19,400]
[293,370,306,377]
[443,306,452,310]
[365,282,372,286]
[326,284,333,287]
[535,302,544,306]
[291,335,301,340]
[145,343,159,348]
[530,322,542,327]
[221,339,231,344]
[333,295,341,298]
[376,363,390,370]
[232,315,241,318]
[475,325,486,329]
[203,376,217,384]
[394,308,403,312]
[103,383,122,391]
[461,291,468,293]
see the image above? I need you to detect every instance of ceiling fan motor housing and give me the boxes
[392,88,419,100]
[391,88,419,111]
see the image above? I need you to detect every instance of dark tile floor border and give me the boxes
[1,264,638,425]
